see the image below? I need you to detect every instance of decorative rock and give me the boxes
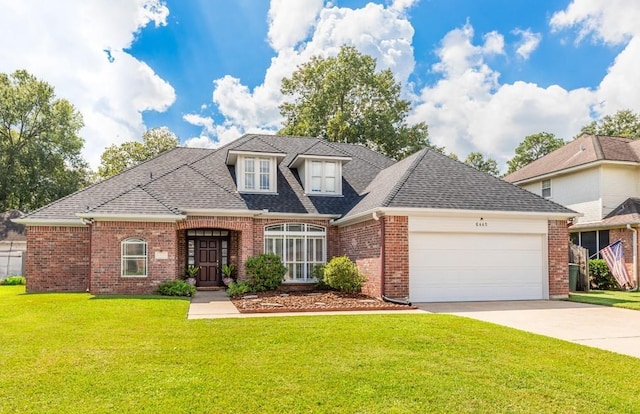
[358,299,377,303]
[242,295,258,299]
[279,293,290,297]
[305,292,322,296]
[261,302,284,307]
[314,302,327,306]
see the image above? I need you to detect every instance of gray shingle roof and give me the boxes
[504,135,640,183]
[345,149,576,218]
[21,134,575,222]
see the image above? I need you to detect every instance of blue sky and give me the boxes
[0,0,638,172]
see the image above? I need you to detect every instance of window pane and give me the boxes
[260,159,270,173]
[311,177,321,192]
[275,238,283,257]
[580,231,597,258]
[266,224,283,232]
[295,238,304,261]
[260,172,270,190]
[307,238,315,262]
[245,158,254,173]
[599,230,610,250]
[287,224,303,232]
[325,162,336,177]
[311,161,322,175]
[124,242,144,256]
[266,238,274,253]
[245,172,255,189]
[286,238,295,261]
[325,177,336,192]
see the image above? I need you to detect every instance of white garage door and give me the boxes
[409,232,546,302]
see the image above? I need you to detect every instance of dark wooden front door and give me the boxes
[196,239,222,286]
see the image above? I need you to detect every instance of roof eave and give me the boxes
[11,218,86,227]
[76,213,186,222]
[333,206,580,227]
[510,160,639,185]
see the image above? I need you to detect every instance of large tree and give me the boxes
[97,127,178,179]
[507,132,564,174]
[579,109,640,139]
[465,152,499,176]
[279,45,441,159]
[0,70,89,212]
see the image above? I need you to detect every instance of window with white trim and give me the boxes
[121,238,147,277]
[239,156,276,192]
[541,179,551,199]
[307,160,340,195]
[264,223,326,282]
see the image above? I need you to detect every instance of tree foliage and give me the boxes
[279,45,442,159]
[464,152,499,176]
[0,70,89,212]
[97,127,178,179]
[507,132,564,174]
[579,109,640,139]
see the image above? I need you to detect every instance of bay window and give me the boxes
[264,223,326,282]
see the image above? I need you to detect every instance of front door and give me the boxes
[196,239,222,286]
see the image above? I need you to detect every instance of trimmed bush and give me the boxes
[589,259,619,290]
[323,256,365,293]
[311,264,329,290]
[226,281,251,297]
[157,280,196,297]
[0,276,26,285]
[245,253,287,292]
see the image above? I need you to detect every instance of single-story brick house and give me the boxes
[15,134,577,302]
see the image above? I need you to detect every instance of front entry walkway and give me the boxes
[188,290,240,319]
[417,300,640,359]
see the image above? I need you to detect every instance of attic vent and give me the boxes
[579,144,585,151]
[150,172,153,179]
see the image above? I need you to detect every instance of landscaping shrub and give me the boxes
[226,281,251,297]
[0,276,26,285]
[323,256,365,293]
[157,280,196,297]
[311,264,330,290]
[589,259,619,290]
[244,253,287,292]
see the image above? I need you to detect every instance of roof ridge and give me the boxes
[86,184,175,215]
[323,140,391,170]
[592,135,605,159]
[183,164,244,201]
[380,148,429,207]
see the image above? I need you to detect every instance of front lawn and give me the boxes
[1,286,639,413]
[569,290,640,310]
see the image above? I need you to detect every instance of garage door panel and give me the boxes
[409,232,546,302]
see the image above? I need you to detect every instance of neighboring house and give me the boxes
[14,134,575,302]
[504,134,640,285]
[0,210,27,278]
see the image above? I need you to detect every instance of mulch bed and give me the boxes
[230,290,416,313]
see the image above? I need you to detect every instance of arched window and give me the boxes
[121,238,147,277]
[264,223,326,282]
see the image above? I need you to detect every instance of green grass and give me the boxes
[569,290,640,310]
[2,286,640,413]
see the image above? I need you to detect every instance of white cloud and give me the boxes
[204,0,416,144]
[551,1,640,119]
[513,28,541,59]
[0,0,175,168]
[409,22,595,170]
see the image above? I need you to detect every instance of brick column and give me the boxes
[548,220,569,298]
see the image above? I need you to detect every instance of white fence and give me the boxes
[0,242,25,279]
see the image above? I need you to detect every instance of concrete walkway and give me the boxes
[187,290,425,319]
[416,300,640,359]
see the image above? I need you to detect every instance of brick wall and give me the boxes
[548,220,570,298]
[337,219,382,297]
[90,221,177,294]
[25,226,90,292]
[609,228,635,282]
[382,216,409,298]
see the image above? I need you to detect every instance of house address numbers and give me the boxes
[475,219,488,227]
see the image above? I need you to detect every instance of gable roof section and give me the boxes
[504,135,640,183]
[19,134,574,224]
[570,197,640,230]
[344,149,576,219]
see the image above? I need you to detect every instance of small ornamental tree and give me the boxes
[323,256,365,293]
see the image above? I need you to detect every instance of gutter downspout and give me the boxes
[627,224,639,291]
[373,211,412,306]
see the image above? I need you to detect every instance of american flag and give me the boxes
[600,240,632,288]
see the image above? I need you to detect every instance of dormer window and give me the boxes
[310,160,337,194]
[226,150,284,194]
[289,154,350,196]
[243,157,273,191]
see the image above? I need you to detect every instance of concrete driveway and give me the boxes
[416,300,640,359]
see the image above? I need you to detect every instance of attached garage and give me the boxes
[408,215,549,302]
